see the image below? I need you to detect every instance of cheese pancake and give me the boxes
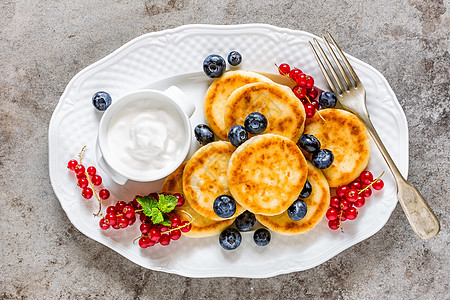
[256,161,330,235]
[224,81,306,143]
[204,70,273,140]
[182,141,245,220]
[227,134,308,216]
[302,109,370,187]
[161,162,235,238]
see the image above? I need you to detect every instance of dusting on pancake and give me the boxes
[224,81,306,143]
[182,141,245,221]
[227,134,308,216]
[302,109,370,187]
[204,70,273,140]
[256,161,330,235]
[161,162,235,238]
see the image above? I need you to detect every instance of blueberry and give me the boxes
[92,91,112,111]
[299,180,312,198]
[319,91,337,108]
[298,134,321,153]
[253,228,271,246]
[194,124,214,145]
[244,112,268,134]
[287,199,308,221]
[235,211,256,231]
[312,149,334,169]
[203,54,226,78]
[219,228,242,250]
[228,125,248,147]
[227,51,242,66]
[213,195,236,218]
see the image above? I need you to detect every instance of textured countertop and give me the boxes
[1,1,448,299]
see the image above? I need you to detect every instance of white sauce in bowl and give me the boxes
[106,98,185,174]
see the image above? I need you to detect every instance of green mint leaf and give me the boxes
[157,194,178,213]
[151,207,164,224]
[161,219,172,227]
[136,196,158,217]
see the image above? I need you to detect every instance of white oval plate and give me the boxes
[49,24,408,278]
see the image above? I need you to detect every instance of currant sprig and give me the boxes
[326,170,385,232]
[67,146,110,216]
[275,63,325,121]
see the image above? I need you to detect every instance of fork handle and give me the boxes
[358,114,440,239]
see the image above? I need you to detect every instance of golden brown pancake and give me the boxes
[301,109,370,187]
[224,81,306,143]
[204,70,273,140]
[182,141,245,221]
[161,162,235,238]
[227,134,308,216]
[256,161,330,235]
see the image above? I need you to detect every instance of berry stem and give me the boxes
[338,206,344,233]
[165,209,195,234]
[77,146,103,217]
[358,171,385,194]
[305,95,327,123]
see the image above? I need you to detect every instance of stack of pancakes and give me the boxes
[161,70,370,237]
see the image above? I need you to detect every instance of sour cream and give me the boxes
[106,99,186,174]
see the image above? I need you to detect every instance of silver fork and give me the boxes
[309,33,440,239]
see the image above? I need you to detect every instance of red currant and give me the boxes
[328,219,340,230]
[299,97,308,105]
[180,221,191,232]
[305,75,314,89]
[99,218,110,230]
[76,173,86,179]
[170,229,181,240]
[160,234,170,246]
[326,207,339,221]
[82,187,93,199]
[123,206,135,219]
[293,86,307,98]
[344,207,358,220]
[360,171,373,185]
[130,199,142,210]
[160,225,169,233]
[354,196,365,207]
[289,68,302,80]
[340,199,351,211]
[307,86,318,100]
[336,185,350,198]
[116,201,126,212]
[349,181,363,190]
[128,215,136,226]
[304,103,315,118]
[67,160,78,170]
[148,192,158,199]
[278,63,290,75]
[77,177,89,189]
[361,188,372,198]
[118,216,129,228]
[91,175,102,186]
[340,214,347,221]
[87,166,96,176]
[139,214,148,223]
[112,223,120,230]
[345,188,359,202]
[149,228,161,242]
[171,216,181,228]
[310,100,320,110]
[106,213,117,226]
[330,196,341,209]
[74,165,85,176]
[140,223,151,234]
[296,73,307,87]
[372,179,384,190]
[106,206,116,214]
[99,189,110,200]
[139,237,149,248]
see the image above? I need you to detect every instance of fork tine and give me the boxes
[321,34,353,89]
[327,32,360,85]
[313,38,345,93]
[308,41,340,96]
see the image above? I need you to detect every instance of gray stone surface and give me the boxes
[0,0,448,299]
